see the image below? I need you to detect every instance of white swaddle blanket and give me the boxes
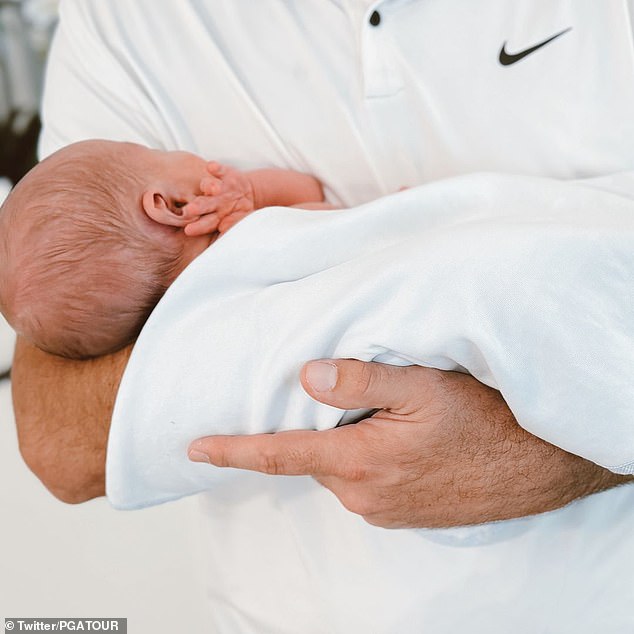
[107,172,634,509]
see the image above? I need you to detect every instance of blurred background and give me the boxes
[0,0,51,187]
[1,2,207,630]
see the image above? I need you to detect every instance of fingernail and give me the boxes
[305,361,338,392]
[188,450,211,464]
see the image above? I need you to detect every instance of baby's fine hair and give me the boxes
[0,140,184,359]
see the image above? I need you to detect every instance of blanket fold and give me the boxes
[107,172,634,509]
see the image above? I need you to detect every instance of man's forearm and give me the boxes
[11,337,131,503]
[459,382,634,523]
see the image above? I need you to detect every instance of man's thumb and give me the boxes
[301,358,416,411]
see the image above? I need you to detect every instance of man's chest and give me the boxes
[126,0,634,203]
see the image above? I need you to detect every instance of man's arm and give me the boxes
[189,359,633,528]
[12,336,131,503]
[13,339,630,519]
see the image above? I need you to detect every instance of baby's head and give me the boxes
[0,139,213,358]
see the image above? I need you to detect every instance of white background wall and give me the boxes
[0,330,209,632]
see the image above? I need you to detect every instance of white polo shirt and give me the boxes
[40,1,634,632]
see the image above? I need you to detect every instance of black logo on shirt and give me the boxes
[499,27,572,66]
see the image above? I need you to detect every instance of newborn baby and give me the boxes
[0,140,325,358]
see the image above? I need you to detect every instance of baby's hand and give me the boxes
[182,162,255,236]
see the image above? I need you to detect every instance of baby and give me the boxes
[0,139,326,359]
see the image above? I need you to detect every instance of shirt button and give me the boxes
[369,10,381,26]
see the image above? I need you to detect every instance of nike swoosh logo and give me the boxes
[499,27,572,66]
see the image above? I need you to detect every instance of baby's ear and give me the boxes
[142,190,188,227]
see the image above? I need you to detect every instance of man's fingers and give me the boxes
[300,358,427,412]
[188,428,353,477]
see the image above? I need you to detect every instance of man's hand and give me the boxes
[189,359,632,528]
[182,161,255,236]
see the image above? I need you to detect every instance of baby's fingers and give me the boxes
[182,196,218,218]
[218,210,251,233]
[184,213,220,237]
[200,174,222,196]
[206,161,227,177]
[201,161,228,193]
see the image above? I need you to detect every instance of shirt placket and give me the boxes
[357,0,426,192]
[361,1,405,99]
